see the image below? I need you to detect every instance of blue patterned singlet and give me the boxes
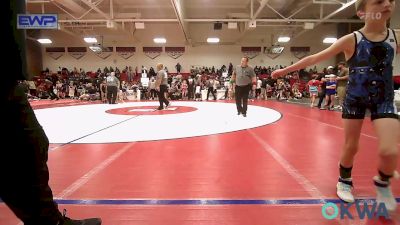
[343,29,398,120]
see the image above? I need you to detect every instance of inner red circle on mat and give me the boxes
[106,106,198,115]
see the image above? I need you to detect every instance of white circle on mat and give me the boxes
[34,102,281,143]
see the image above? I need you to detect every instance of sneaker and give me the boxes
[237,112,241,116]
[156,107,163,110]
[336,178,355,203]
[374,176,397,212]
[242,113,247,117]
[165,102,170,109]
[61,209,101,225]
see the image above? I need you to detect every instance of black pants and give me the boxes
[207,87,216,100]
[157,85,169,109]
[235,85,251,114]
[188,87,194,100]
[256,89,261,98]
[107,86,118,104]
[1,84,62,225]
[394,82,400,90]
[317,90,330,108]
[47,87,58,100]
[150,89,157,99]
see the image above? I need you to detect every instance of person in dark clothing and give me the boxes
[317,67,334,109]
[187,76,195,100]
[175,63,182,73]
[1,1,101,224]
[45,79,59,100]
[316,73,327,108]
[228,63,233,76]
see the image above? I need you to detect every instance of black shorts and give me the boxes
[342,97,399,120]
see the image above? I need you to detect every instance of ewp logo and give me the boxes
[322,201,389,220]
[17,14,58,29]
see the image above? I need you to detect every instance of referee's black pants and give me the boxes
[235,84,251,114]
[157,85,169,109]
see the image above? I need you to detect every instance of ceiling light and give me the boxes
[37,38,52,44]
[207,37,220,43]
[153,38,166,44]
[278,37,290,43]
[84,37,97,43]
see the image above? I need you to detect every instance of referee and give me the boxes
[155,63,170,110]
[106,72,119,104]
[231,57,256,117]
